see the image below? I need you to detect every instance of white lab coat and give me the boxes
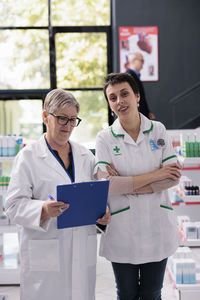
[94,114,179,264]
[5,135,97,300]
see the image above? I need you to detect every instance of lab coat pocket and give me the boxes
[87,235,97,266]
[160,198,173,212]
[29,239,60,271]
[159,202,175,227]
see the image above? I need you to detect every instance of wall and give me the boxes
[111,0,200,128]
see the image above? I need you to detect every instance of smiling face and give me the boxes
[43,104,78,148]
[106,82,140,122]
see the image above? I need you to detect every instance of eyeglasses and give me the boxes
[49,113,82,127]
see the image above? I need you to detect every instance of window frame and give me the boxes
[0,1,113,128]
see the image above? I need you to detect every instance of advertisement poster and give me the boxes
[119,26,159,81]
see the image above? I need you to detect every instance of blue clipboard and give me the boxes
[57,180,109,229]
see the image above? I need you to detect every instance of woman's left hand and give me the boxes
[96,209,111,225]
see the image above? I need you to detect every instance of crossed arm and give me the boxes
[97,163,181,195]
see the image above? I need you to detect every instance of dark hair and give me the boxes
[103,72,140,102]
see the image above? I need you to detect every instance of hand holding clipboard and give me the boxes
[57,180,109,229]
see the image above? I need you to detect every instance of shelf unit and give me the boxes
[181,157,200,164]
[181,239,200,247]
[167,266,200,300]
[0,225,18,234]
[168,155,200,299]
[0,156,14,197]
[0,156,20,285]
[180,157,200,187]
[178,226,200,247]
[172,196,200,206]
[184,195,200,203]
[0,267,20,285]
[0,157,15,163]
[172,201,200,224]
[176,157,200,170]
[172,157,200,222]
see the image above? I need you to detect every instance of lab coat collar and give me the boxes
[110,119,125,137]
[34,134,89,180]
[110,114,153,144]
[35,134,49,158]
[111,114,153,136]
[140,113,153,134]
[69,139,90,157]
[35,134,88,158]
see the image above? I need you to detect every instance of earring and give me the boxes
[111,111,114,117]
[137,102,140,108]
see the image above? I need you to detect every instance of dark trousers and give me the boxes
[111,258,168,300]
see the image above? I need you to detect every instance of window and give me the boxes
[0,0,111,147]
[0,100,43,141]
[0,30,49,89]
[70,91,108,148]
[56,32,107,88]
[52,0,110,26]
[0,0,48,27]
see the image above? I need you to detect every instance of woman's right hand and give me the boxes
[106,163,118,176]
[41,200,69,220]
[152,163,181,181]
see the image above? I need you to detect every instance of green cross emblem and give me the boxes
[113,146,120,153]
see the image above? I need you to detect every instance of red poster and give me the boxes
[119,26,159,81]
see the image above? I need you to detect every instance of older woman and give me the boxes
[94,73,181,300]
[5,88,110,300]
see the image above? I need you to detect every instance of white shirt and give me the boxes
[94,114,179,264]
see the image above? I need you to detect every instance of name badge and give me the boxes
[149,138,165,151]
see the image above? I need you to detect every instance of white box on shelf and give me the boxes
[185,196,200,203]
[183,222,198,239]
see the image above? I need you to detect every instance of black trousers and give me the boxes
[111,258,168,300]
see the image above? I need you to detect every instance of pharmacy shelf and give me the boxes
[178,225,200,247]
[180,157,200,171]
[184,196,200,203]
[179,233,200,247]
[0,225,18,234]
[0,227,20,285]
[0,267,20,285]
[0,157,19,285]
[0,157,15,163]
[167,266,200,300]
[178,156,200,163]
[173,202,200,223]
[0,256,20,285]
[172,201,200,206]
[172,196,200,205]
[183,239,200,247]
[182,157,200,164]
[167,266,200,289]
